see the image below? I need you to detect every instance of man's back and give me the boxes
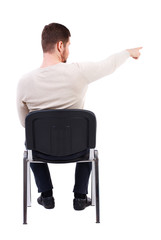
[17,62,89,127]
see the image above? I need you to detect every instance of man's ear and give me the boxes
[57,41,63,53]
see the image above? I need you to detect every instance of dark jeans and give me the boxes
[30,150,92,195]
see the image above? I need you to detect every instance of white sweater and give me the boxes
[17,50,130,127]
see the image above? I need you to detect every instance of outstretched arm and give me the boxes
[77,47,142,84]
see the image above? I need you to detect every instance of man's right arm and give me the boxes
[77,48,142,84]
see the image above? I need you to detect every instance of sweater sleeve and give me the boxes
[16,79,29,128]
[77,50,130,84]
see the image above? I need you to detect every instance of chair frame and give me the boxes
[23,109,100,224]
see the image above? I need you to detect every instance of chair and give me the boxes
[23,109,100,224]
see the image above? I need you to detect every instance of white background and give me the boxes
[0,0,161,239]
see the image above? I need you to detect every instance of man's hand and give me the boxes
[127,47,143,59]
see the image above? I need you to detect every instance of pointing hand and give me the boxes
[127,47,143,59]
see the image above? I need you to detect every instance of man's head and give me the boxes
[41,23,71,63]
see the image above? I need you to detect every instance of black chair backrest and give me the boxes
[25,109,96,156]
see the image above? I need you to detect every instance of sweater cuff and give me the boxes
[124,50,130,57]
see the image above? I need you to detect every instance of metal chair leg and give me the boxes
[23,151,28,224]
[91,161,96,206]
[94,150,100,223]
[27,161,31,207]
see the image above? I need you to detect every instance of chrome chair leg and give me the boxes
[91,161,96,206]
[94,150,100,223]
[27,161,31,207]
[23,151,28,224]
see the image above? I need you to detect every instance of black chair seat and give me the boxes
[32,149,89,163]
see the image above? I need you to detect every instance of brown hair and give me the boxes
[41,23,71,53]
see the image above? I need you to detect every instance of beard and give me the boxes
[61,55,67,63]
[61,49,68,63]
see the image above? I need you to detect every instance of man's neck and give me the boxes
[40,52,61,68]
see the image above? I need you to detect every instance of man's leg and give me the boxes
[73,162,92,195]
[30,163,53,193]
[73,162,92,210]
[30,163,55,209]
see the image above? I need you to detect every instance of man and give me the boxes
[17,23,142,211]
